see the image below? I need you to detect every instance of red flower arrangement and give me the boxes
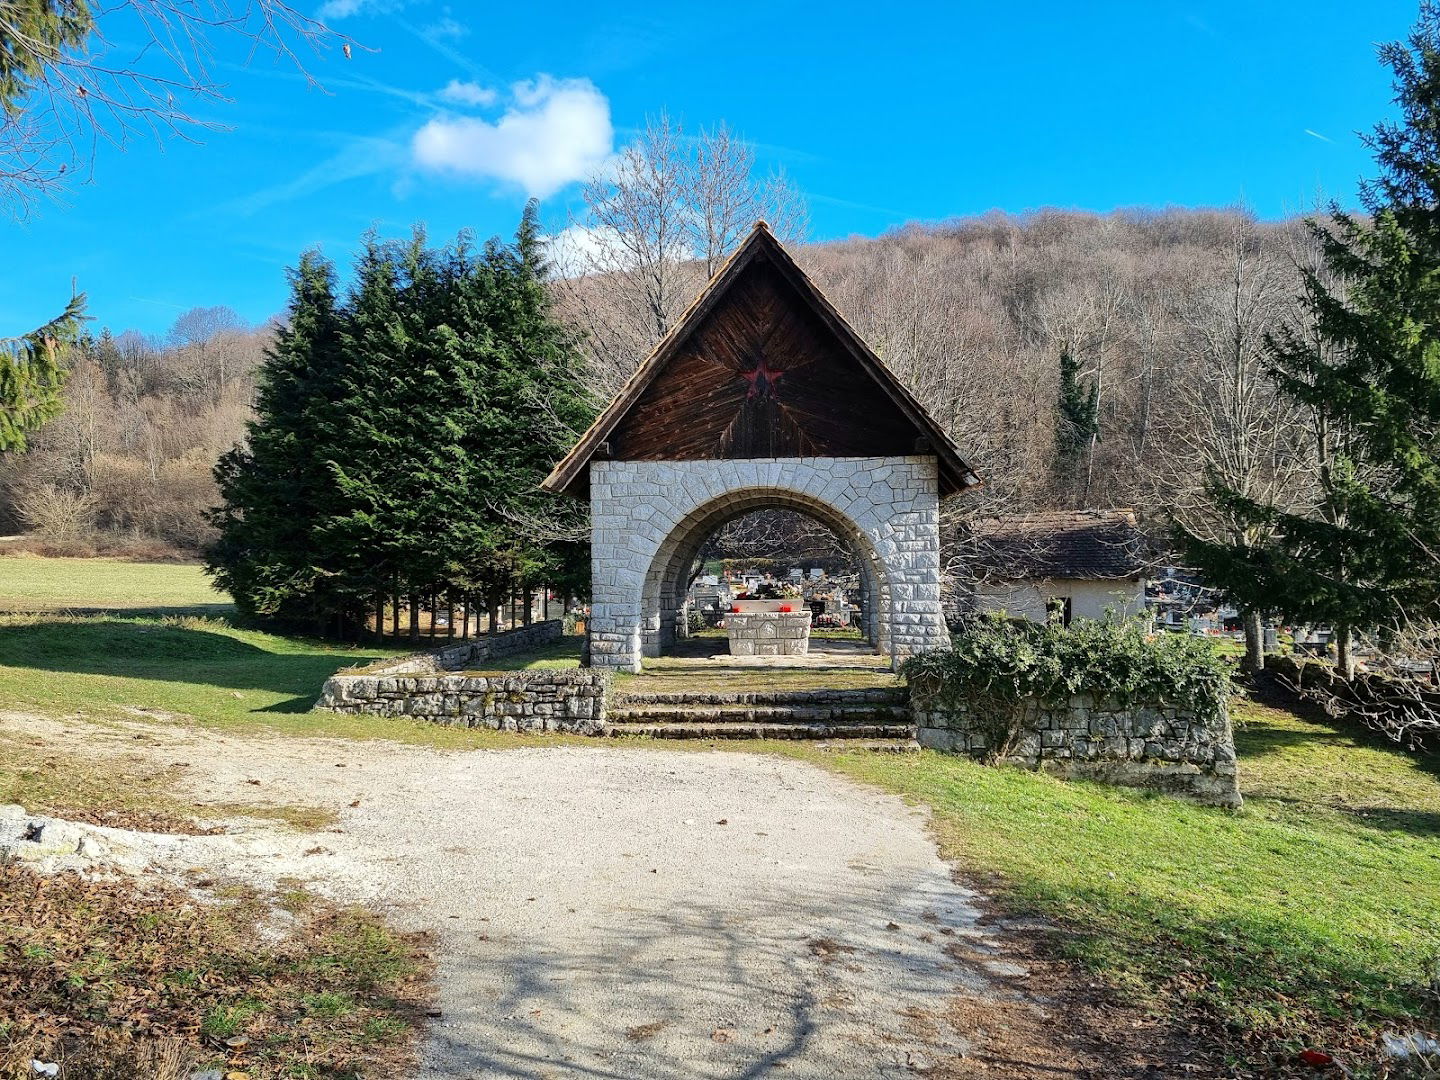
[779,605,793,613]
[730,605,741,613]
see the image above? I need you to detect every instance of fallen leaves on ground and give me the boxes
[0,861,434,1079]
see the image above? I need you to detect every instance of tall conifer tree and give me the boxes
[1182,4,1440,675]
[1053,346,1099,504]
[208,252,345,627]
[211,208,594,639]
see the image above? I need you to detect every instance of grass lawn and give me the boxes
[783,695,1440,1067]
[462,634,584,672]
[0,556,230,616]
[0,613,617,753]
[0,561,1435,1069]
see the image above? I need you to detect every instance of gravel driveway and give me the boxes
[4,716,1011,1078]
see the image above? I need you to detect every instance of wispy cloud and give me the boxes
[411,76,613,198]
[1304,128,1335,144]
[219,134,407,216]
[317,0,405,20]
[126,295,189,311]
[216,59,437,109]
[395,14,498,84]
[808,192,910,220]
[1182,13,1221,38]
[438,79,496,108]
[423,10,468,41]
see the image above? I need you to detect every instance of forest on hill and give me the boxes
[0,203,1310,560]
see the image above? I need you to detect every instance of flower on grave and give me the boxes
[779,605,793,613]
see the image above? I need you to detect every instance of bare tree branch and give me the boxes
[1,0,353,217]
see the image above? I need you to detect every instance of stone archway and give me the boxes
[640,485,892,659]
[586,457,948,672]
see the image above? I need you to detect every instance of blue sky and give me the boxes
[0,0,1421,338]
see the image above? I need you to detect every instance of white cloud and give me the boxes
[438,79,496,107]
[411,76,613,198]
[317,0,399,19]
[544,223,693,279]
[544,224,625,278]
[424,14,468,40]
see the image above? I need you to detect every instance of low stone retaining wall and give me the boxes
[317,669,608,732]
[913,692,1241,807]
[355,619,564,677]
[726,611,812,657]
[315,620,607,732]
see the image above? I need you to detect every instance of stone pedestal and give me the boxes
[726,611,812,657]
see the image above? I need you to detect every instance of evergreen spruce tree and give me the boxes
[207,252,346,628]
[1,294,84,452]
[211,208,595,639]
[1181,4,1440,676]
[501,201,595,598]
[1053,346,1099,504]
[323,233,434,640]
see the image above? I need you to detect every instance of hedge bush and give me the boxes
[903,614,1232,727]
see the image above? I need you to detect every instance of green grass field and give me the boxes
[0,556,230,615]
[0,558,1435,1068]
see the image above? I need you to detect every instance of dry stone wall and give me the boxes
[315,621,608,732]
[914,692,1241,807]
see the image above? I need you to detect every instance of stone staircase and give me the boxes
[604,686,916,751]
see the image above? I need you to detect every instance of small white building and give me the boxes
[963,509,1149,625]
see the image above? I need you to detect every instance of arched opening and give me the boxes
[638,487,895,664]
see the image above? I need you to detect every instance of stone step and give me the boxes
[813,738,921,753]
[601,721,917,741]
[608,703,910,725]
[611,688,908,707]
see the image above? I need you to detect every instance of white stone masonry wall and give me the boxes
[587,456,950,672]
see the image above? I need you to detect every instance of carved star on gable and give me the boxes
[741,358,785,400]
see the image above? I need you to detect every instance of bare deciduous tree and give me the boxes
[1,0,349,215]
[1157,214,1314,670]
[553,114,808,396]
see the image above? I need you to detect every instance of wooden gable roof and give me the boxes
[542,222,982,498]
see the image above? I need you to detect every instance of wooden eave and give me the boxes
[541,221,982,499]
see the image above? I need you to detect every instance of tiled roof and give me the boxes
[965,509,1149,582]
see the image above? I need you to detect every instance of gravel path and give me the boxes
[4,716,1008,1078]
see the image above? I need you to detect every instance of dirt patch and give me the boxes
[38,804,227,835]
[0,712,336,832]
[0,862,433,1080]
[933,903,1229,1078]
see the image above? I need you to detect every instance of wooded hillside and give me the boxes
[1,206,1311,556]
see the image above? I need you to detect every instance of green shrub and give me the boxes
[904,614,1232,728]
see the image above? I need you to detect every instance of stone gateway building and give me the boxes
[543,223,980,672]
